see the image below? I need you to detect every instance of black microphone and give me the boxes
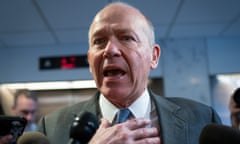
[199,124,240,144]
[68,112,99,144]
[17,131,50,144]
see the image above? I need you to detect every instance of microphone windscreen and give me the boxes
[17,131,50,144]
[69,112,99,143]
[199,124,240,144]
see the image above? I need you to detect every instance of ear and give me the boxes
[150,44,161,69]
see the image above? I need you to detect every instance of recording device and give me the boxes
[0,116,27,144]
[68,112,99,144]
[17,131,50,144]
[199,123,240,144]
[233,88,240,107]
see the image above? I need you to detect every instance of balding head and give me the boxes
[89,2,155,47]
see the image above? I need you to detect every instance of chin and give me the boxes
[101,87,116,93]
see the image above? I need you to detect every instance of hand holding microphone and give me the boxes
[0,135,13,144]
[9,112,98,144]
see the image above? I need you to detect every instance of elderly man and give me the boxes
[37,2,221,144]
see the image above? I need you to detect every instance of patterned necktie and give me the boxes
[116,108,131,123]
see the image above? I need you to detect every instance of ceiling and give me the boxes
[0,0,240,50]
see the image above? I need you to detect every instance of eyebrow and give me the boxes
[91,27,139,41]
[91,28,106,38]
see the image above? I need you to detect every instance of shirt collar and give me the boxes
[99,89,151,123]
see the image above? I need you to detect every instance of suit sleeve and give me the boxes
[37,117,47,135]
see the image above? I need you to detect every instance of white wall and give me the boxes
[161,38,211,105]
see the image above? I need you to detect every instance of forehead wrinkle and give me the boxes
[91,23,141,44]
[90,21,135,37]
[89,3,154,46]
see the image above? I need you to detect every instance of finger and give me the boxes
[0,135,13,143]
[132,127,159,140]
[125,118,151,130]
[135,137,161,144]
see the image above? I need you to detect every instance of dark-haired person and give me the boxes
[229,88,240,129]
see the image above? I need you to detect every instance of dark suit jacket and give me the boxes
[37,90,221,144]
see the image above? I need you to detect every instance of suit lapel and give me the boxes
[79,90,189,144]
[150,91,188,144]
[76,92,101,118]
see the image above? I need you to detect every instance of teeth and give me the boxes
[104,69,125,77]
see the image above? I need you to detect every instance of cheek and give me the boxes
[131,51,152,79]
[88,51,101,70]
[131,49,151,67]
[126,51,147,77]
[88,51,104,83]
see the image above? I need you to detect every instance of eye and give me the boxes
[93,37,106,45]
[121,35,134,41]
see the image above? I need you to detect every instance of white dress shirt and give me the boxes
[99,89,151,123]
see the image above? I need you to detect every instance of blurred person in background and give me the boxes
[12,89,38,132]
[0,89,38,144]
[229,88,240,129]
[0,100,4,115]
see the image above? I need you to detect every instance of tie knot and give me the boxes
[116,108,131,123]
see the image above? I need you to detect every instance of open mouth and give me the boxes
[103,69,126,77]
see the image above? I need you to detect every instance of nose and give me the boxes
[103,40,121,58]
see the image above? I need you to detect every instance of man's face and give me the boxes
[88,5,160,107]
[13,95,37,125]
